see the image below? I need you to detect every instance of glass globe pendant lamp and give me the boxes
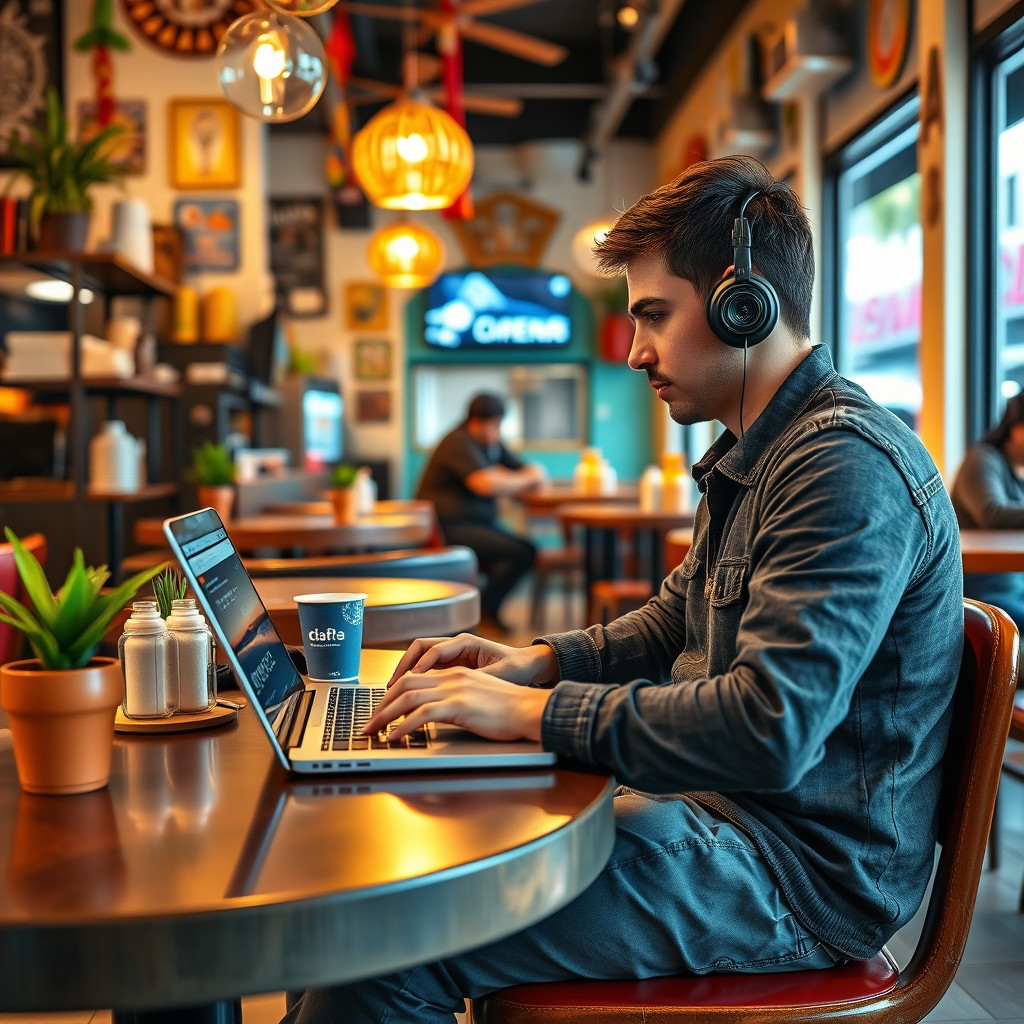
[352,95,473,211]
[217,10,326,123]
[265,0,339,14]
[367,222,445,289]
[572,219,617,278]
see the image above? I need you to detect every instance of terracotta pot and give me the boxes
[197,484,235,522]
[0,657,123,795]
[331,487,358,525]
[37,211,90,252]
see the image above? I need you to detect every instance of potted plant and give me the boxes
[596,276,633,363]
[189,442,236,522]
[4,85,124,251]
[0,529,165,794]
[329,463,360,525]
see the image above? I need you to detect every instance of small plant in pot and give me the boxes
[329,463,360,525]
[189,442,236,522]
[3,86,124,251]
[0,529,164,794]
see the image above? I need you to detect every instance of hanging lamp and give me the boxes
[352,94,473,211]
[572,219,617,278]
[265,0,339,14]
[367,222,445,289]
[216,10,326,123]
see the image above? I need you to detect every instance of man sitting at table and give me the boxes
[283,156,963,1024]
[951,392,1024,629]
[415,391,546,635]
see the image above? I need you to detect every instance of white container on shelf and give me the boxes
[89,420,140,493]
[639,465,663,512]
[355,467,377,515]
[110,198,154,273]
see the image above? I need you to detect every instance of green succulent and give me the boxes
[331,464,359,489]
[4,86,124,237]
[0,528,166,670]
[188,442,236,487]
[152,565,187,619]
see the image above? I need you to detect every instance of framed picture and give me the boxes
[345,282,388,331]
[169,98,241,189]
[269,197,326,317]
[354,339,392,381]
[174,198,240,273]
[355,390,391,424]
[0,0,64,168]
[78,99,147,175]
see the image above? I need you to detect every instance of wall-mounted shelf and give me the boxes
[0,252,176,297]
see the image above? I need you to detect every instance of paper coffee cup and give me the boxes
[294,593,367,682]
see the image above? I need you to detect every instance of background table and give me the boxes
[136,509,434,554]
[960,530,1024,573]
[517,483,638,517]
[0,649,615,1016]
[255,575,480,646]
[558,503,696,594]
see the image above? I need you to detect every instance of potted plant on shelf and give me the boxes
[189,442,236,522]
[329,464,360,525]
[0,530,164,794]
[4,85,124,252]
[596,276,633,363]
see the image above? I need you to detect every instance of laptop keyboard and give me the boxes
[322,687,430,751]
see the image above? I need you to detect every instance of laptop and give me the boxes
[163,508,556,774]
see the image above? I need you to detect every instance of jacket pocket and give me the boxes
[706,558,748,607]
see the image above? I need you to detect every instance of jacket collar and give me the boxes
[692,344,838,490]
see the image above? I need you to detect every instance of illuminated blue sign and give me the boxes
[424,271,572,349]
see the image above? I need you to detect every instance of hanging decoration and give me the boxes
[324,8,362,215]
[351,95,473,210]
[367,222,445,289]
[119,0,255,58]
[266,0,340,14]
[216,9,326,123]
[437,0,473,221]
[74,0,130,129]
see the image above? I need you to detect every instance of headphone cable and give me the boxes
[739,337,749,439]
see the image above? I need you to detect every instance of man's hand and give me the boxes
[364,667,553,743]
[388,634,559,687]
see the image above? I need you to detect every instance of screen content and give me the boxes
[168,511,303,726]
[424,271,572,349]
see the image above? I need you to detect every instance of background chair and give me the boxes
[473,599,1019,1024]
[0,532,47,730]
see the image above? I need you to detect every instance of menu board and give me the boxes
[268,197,327,318]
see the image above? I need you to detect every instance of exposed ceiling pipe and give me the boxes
[579,0,687,179]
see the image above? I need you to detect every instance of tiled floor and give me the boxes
[3,582,1022,1024]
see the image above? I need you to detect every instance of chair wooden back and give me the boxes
[473,599,1020,1024]
[0,533,47,665]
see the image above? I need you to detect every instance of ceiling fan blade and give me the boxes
[425,88,523,117]
[336,2,428,23]
[457,19,568,65]
[458,0,548,16]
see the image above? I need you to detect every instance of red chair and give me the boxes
[474,599,1019,1024]
[0,532,47,665]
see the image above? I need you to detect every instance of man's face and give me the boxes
[625,252,736,426]
[468,416,503,448]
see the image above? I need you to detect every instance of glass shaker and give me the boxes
[165,598,217,714]
[119,601,178,719]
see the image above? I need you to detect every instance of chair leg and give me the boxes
[529,569,546,632]
[988,790,1000,871]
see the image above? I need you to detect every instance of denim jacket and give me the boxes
[539,346,963,960]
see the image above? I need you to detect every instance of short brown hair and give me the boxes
[594,155,814,338]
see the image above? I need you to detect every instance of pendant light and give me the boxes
[367,222,445,289]
[265,0,339,13]
[352,93,474,210]
[572,219,617,278]
[217,10,326,123]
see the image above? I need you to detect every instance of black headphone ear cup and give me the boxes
[706,274,780,348]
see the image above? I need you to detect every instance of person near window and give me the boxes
[284,156,963,1024]
[950,393,1024,628]
[415,392,545,634]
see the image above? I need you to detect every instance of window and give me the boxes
[829,98,921,430]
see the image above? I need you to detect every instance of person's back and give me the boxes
[415,422,500,527]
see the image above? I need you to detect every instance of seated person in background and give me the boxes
[950,392,1024,628]
[285,156,963,1024]
[415,392,545,634]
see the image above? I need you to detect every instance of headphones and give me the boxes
[705,191,780,349]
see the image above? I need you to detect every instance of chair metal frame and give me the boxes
[474,599,1020,1024]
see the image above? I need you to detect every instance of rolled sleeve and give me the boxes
[540,680,605,758]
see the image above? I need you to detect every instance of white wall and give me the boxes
[266,135,655,489]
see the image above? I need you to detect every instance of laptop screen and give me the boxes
[165,509,305,727]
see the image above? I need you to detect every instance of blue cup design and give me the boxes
[294,592,367,682]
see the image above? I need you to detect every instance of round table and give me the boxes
[255,575,480,646]
[136,510,433,554]
[558,503,696,593]
[0,650,615,1015]
[517,483,638,516]
[959,530,1024,573]
[263,499,435,518]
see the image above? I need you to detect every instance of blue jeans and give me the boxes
[282,790,844,1024]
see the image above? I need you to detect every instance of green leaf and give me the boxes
[0,602,61,669]
[4,527,58,630]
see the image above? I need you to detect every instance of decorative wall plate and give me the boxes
[867,0,912,90]
[119,0,255,58]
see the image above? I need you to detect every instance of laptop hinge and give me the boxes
[284,689,315,750]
